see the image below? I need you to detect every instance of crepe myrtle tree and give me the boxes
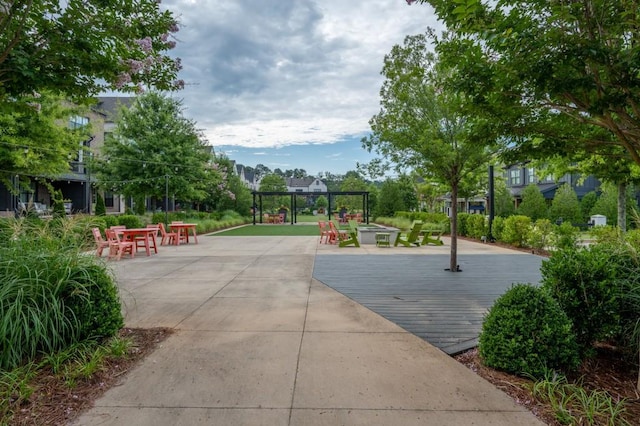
[362,32,496,272]
[0,0,184,102]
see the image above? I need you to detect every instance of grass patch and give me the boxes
[212,224,321,236]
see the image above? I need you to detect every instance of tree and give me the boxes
[315,195,328,214]
[258,174,287,211]
[517,184,548,221]
[0,91,92,187]
[549,184,582,225]
[410,1,640,167]
[0,0,183,103]
[96,92,219,209]
[338,173,367,211]
[95,193,106,216]
[493,177,515,218]
[581,191,598,223]
[363,32,496,271]
[374,179,406,218]
[207,156,251,215]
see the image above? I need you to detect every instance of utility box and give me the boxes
[590,214,606,226]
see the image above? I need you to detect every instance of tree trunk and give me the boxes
[449,183,458,272]
[618,182,626,233]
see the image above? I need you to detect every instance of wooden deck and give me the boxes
[313,253,544,354]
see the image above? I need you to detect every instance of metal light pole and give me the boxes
[165,174,169,226]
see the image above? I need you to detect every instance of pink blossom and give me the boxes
[227,191,236,200]
[173,79,185,90]
[166,40,176,49]
[406,0,416,4]
[169,22,179,33]
[135,37,153,53]
[115,73,132,88]
[126,59,144,73]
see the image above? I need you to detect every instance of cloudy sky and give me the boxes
[161,0,440,176]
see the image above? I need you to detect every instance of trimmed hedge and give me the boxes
[479,283,580,378]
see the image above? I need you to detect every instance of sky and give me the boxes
[159,0,441,176]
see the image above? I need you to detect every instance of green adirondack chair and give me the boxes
[420,222,445,246]
[339,220,360,247]
[394,220,423,247]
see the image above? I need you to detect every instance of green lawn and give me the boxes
[212,224,321,236]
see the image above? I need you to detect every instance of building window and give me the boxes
[510,169,521,186]
[104,192,114,208]
[527,167,536,184]
[295,189,303,192]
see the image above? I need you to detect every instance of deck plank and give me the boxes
[313,253,544,354]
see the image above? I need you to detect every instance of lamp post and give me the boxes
[165,174,169,226]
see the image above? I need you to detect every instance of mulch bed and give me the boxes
[5,327,173,426]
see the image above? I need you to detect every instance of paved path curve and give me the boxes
[72,235,544,426]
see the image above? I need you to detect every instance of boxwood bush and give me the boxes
[500,215,532,247]
[479,283,580,378]
[541,243,639,355]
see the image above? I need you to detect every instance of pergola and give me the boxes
[251,191,370,225]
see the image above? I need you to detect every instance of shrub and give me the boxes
[103,214,119,228]
[490,216,505,241]
[527,218,554,253]
[0,235,122,370]
[479,283,580,378]
[466,214,487,239]
[554,222,580,250]
[63,264,123,341]
[500,215,532,247]
[541,243,637,353]
[117,214,143,229]
[457,213,470,237]
[95,193,106,216]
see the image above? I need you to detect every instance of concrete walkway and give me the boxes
[72,235,544,425]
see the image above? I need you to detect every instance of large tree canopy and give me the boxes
[410,0,640,166]
[363,32,496,271]
[96,92,219,206]
[0,0,182,102]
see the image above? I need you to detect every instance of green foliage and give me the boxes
[465,214,487,239]
[590,183,618,226]
[554,222,580,250]
[375,179,407,218]
[0,231,121,370]
[423,0,640,169]
[63,265,123,341]
[580,191,598,223]
[362,31,497,271]
[457,213,470,237]
[500,215,532,247]
[494,178,515,217]
[95,193,106,216]
[549,184,582,225]
[490,216,505,241]
[530,370,630,426]
[517,184,548,221]
[541,243,639,353]
[315,195,328,210]
[117,215,143,229]
[51,190,67,218]
[133,195,146,216]
[102,215,119,228]
[526,219,554,254]
[479,284,580,379]
[0,0,181,101]
[0,92,91,181]
[394,211,449,232]
[96,93,219,205]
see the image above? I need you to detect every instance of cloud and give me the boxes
[163,0,440,151]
